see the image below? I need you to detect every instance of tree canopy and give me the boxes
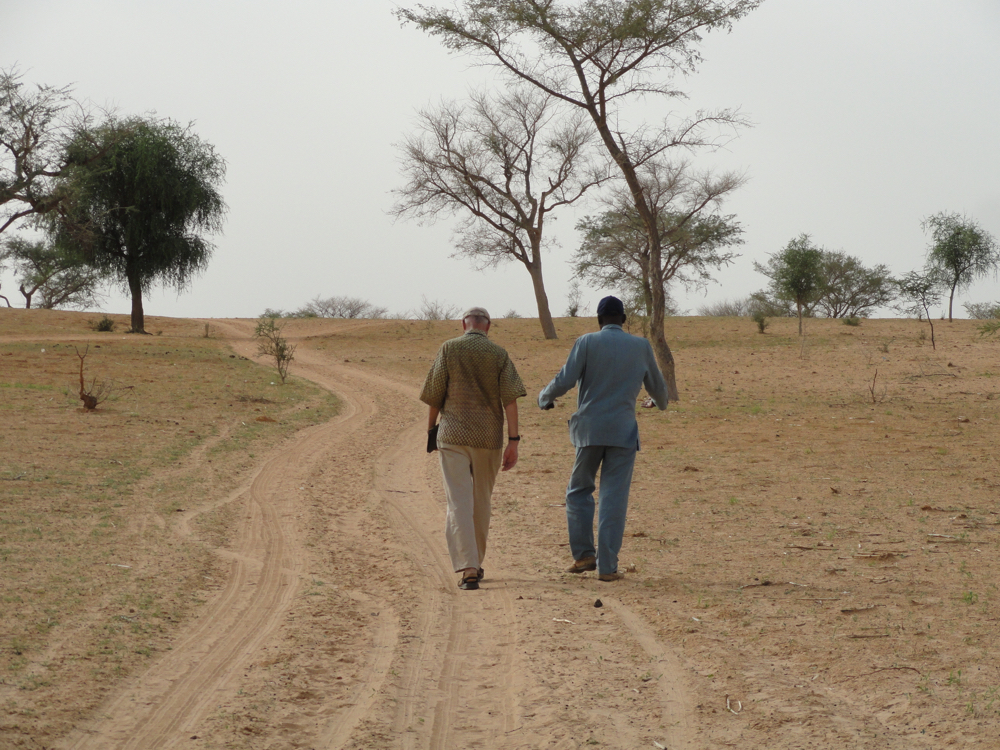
[754,234,825,335]
[814,251,896,319]
[574,196,742,317]
[922,212,999,322]
[54,117,226,333]
[0,235,102,309]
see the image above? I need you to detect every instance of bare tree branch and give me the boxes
[392,86,610,338]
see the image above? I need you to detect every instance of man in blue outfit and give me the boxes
[538,295,670,581]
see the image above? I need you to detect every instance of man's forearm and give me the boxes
[428,406,440,430]
[504,401,519,437]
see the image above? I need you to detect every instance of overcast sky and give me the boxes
[3,0,999,321]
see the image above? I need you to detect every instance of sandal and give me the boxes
[459,574,479,591]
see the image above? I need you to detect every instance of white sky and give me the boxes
[3,0,999,321]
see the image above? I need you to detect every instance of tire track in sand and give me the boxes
[58,326,394,749]
[306,359,524,749]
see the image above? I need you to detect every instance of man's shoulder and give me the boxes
[447,332,509,356]
[595,326,646,344]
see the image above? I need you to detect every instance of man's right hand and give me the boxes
[501,441,519,471]
[541,401,555,410]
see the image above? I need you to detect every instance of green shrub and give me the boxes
[91,315,116,332]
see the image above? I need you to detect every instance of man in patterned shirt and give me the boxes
[420,307,526,591]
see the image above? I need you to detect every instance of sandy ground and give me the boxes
[2,311,1000,748]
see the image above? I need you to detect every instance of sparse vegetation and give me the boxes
[896,270,945,349]
[253,315,296,384]
[75,345,113,410]
[698,298,752,317]
[565,280,584,317]
[962,301,1000,320]
[91,315,116,332]
[289,295,387,319]
[416,296,460,321]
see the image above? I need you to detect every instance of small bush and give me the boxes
[979,319,1000,337]
[698,298,751,317]
[748,292,794,318]
[566,280,584,317]
[253,316,296,384]
[417,297,461,321]
[752,311,769,334]
[843,316,861,327]
[964,301,1000,320]
[90,315,116,332]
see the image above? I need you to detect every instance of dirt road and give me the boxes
[57,322,694,749]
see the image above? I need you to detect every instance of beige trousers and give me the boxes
[438,443,503,572]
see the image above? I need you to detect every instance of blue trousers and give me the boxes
[565,445,637,575]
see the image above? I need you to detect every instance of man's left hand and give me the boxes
[502,441,519,471]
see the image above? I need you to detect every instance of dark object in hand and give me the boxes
[542,402,555,410]
[427,424,439,453]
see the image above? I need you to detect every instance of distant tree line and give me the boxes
[701,214,998,340]
[261,295,462,322]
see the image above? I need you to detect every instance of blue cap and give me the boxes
[596,295,625,317]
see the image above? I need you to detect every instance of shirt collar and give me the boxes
[601,324,624,331]
[465,329,488,337]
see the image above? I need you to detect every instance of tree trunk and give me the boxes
[127,269,146,334]
[647,236,679,402]
[582,103,677,398]
[642,275,653,317]
[526,259,558,340]
[19,284,33,309]
[948,284,956,322]
[797,300,803,336]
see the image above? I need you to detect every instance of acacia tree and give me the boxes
[574,163,743,318]
[922,212,999,322]
[896,270,945,349]
[0,235,102,309]
[54,117,226,333]
[392,87,606,339]
[398,0,762,398]
[293,295,388,318]
[814,251,896,318]
[754,234,825,335]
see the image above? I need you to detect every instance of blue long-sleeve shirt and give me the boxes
[538,324,669,449]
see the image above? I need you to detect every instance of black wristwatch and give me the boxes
[508,435,520,441]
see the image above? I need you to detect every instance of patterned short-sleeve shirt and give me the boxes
[419,330,526,449]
